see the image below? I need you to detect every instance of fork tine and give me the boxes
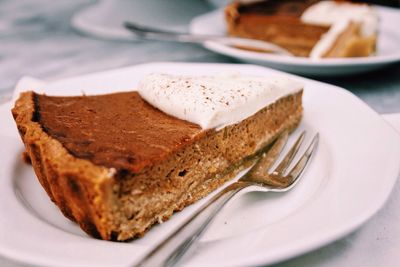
[272,131,305,176]
[285,133,319,187]
[247,131,289,178]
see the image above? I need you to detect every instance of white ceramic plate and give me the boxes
[71,0,211,40]
[1,62,400,267]
[189,7,400,76]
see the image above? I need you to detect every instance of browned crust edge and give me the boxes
[12,92,116,240]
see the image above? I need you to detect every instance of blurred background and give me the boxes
[0,0,219,98]
[1,0,399,112]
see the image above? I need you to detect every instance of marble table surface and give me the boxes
[1,1,399,266]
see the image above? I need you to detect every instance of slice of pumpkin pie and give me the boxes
[12,73,303,241]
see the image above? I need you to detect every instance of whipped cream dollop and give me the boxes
[301,1,378,59]
[137,73,303,130]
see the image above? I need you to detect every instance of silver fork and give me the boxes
[134,130,319,267]
[124,22,293,56]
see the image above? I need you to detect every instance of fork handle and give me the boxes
[134,181,251,267]
[124,22,293,56]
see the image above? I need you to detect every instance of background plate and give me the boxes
[189,7,400,76]
[1,62,400,267]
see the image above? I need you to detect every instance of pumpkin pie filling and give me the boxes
[34,92,204,173]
